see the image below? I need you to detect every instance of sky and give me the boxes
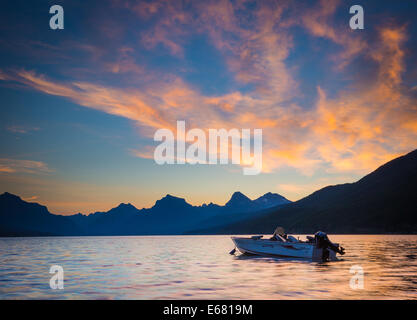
[0,0,417,214]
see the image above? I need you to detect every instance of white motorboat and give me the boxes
[230,229,345,261]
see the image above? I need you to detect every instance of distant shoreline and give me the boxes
[1,233,417,238]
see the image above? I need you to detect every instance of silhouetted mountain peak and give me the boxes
[357,148,417,186]
[163,194,180,200]
[72,213,84,217]
[152,194,192,210]
[1,192,22,201]
[225,191,252,208]
[0,192,48,213]
[106,202,139,216]
[253,192,291,209]
[0,191,71,236]
[115,203,136,210]
[230,191,250,200]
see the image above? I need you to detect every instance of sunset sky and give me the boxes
[1,0,417,214]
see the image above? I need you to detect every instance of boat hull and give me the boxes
[231,237,338,261]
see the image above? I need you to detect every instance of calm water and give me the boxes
[0,235,416,299]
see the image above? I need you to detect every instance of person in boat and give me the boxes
[270,227,287,241]
[270,227,299,242]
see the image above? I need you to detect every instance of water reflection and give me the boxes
[0,235,416,299]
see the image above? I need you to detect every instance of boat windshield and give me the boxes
[270,234,286,241]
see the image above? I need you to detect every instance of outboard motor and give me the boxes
[314,231,345,261]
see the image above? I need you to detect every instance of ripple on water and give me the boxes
[0,235,417,299]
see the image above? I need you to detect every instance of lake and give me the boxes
[0,235,416,299]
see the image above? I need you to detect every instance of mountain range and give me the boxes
[0,190,290,236]
[193,149,417,234]
[1,148,416,236]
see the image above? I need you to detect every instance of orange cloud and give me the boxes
[0,159,52,174]
[22,195,38,201]
[308,26,416,173]
[299,0,366,68]
[1,4,416,179]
